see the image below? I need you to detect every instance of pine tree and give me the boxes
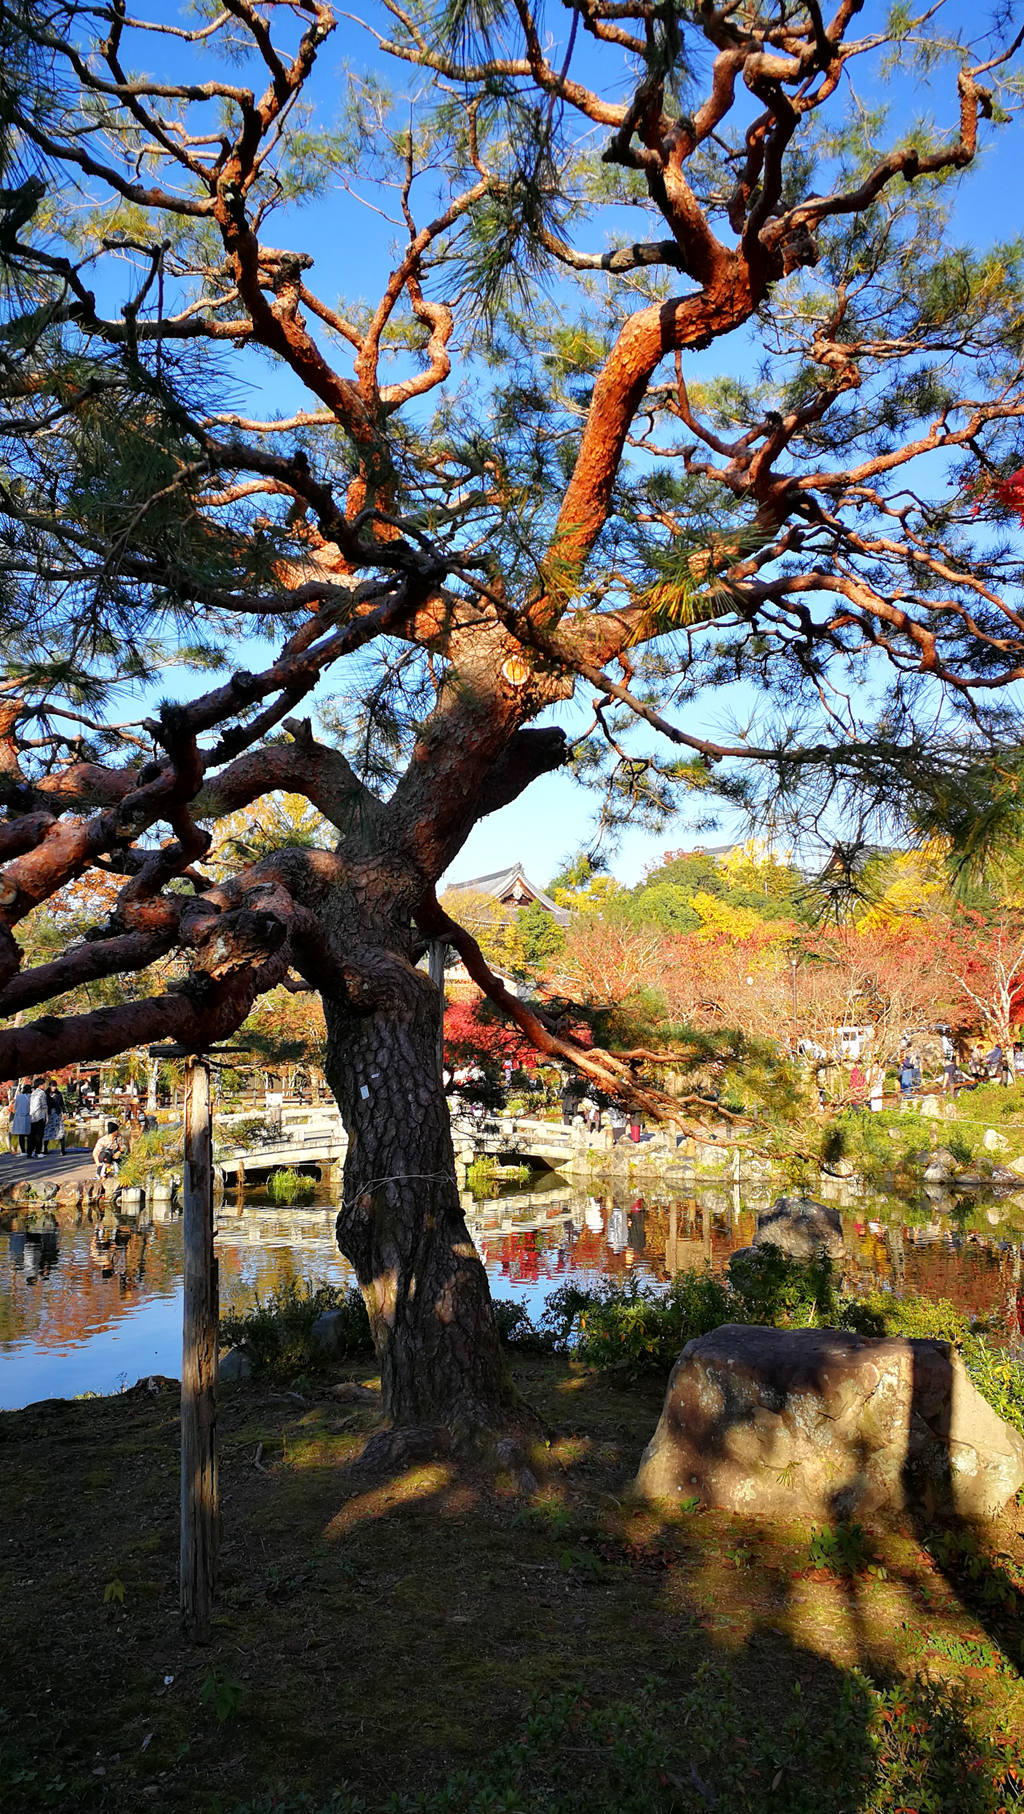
[0,0,1022,1432]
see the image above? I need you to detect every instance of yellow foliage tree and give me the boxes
[205,794,332,881]
[689,892,787,944]
[855,842,949,933]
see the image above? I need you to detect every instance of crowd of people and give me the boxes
[442,1061,646,1144]
[836,1037,1024,1110]
[6,1078,67,1156]
[1,1075,141,1181]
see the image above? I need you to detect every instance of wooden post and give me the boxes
[180,1055,218,1641]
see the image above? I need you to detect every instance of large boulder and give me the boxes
[311,1307,356,1362]
[635,1324,1024,1523]
[218,1344,253,1383]
[755,1195,844,1261]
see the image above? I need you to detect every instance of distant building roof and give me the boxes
[446,861,570,925]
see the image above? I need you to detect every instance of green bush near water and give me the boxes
[465,1156,532,1197]
[115,1124,182,1186]
[220,1278,370,1374]
[218,1250,1024,1436]
[495,1254,1024,1435]
[518,1248,837,1372]
[839,1289,971,1344]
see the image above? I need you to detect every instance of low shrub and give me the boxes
[946,1130,978,1167]
[542,1282,606,1348]
[960,1334,1024,1437]
[220,1277,369,1374]
[517,1263,1024,1434]
[837,1289,970,1344]
[808,1522,874,1575]
[491,1298,552,1351]
[465,1157,531,1197]
[729,1245,838,1326]
[116,1124,182,1186]
[540,1252,840,1375]
[572,1268,736,1371]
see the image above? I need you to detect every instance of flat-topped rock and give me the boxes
[635,1323,1024,1523]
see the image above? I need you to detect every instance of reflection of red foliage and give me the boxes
[496,1231,568,1283]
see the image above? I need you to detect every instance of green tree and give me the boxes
[0,0,1022,1434]
[500,899,566,982]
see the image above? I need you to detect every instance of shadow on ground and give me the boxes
[0,1354,1022,1813]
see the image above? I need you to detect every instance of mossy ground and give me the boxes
[2,1358,1023,1813]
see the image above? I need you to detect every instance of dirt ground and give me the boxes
[2,1356,1023,1814]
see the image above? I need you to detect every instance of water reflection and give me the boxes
[1,1178,1023,1408]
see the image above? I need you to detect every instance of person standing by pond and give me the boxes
[44,1079,66,1155]
[27,1078,48,1157]
[11,1081,31,1153]
[607,1103,627,1144]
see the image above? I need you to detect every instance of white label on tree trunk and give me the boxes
[360,1084,369,1099]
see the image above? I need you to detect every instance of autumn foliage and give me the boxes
[443,1000,539,1071]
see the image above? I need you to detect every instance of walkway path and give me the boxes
[0,1149,96,1191]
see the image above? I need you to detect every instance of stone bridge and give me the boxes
[216,1104,589,1185]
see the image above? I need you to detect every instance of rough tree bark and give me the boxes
[323,959,510,1435]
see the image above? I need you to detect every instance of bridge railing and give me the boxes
[219,1107,578,1170]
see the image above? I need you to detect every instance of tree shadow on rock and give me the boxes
[899,1338,1024,1673]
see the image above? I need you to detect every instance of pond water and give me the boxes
[1,1176,1023,1409]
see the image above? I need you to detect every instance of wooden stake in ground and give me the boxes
[180,1053,218,1641]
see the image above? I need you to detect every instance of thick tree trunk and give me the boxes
[322,957,510,1436]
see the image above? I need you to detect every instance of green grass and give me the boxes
[221,1669,1023,1814]
[465,1156,532,1196]
[1,1362,1022,1814]
[812,1086,1024,1191]
[503,1249,837,1373]
[266,1166,317,1204]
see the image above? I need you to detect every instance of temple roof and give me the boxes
[445,861,570,924]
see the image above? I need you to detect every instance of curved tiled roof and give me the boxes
[445,861,570,925]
